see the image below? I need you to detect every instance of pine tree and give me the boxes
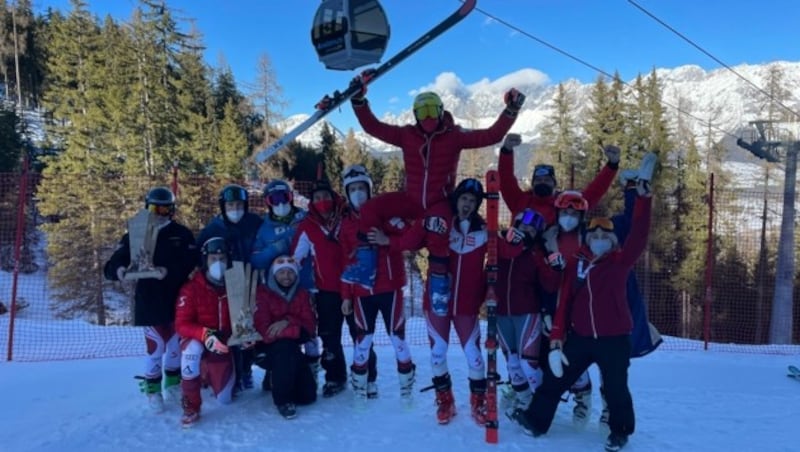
[319,122,343,187]
[534,82,582,189]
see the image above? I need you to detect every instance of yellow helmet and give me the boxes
[412,92,443,121]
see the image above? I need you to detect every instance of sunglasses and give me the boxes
[414,103,442,121]
[148,204,173,216]
[533,165,555,177]
[587,217,614,232]
[266,190,292,206]
[221,187,247,202]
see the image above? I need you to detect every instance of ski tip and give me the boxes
[461,0,478,15]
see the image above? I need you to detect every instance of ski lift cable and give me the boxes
[627,0,800,122]
[465,1,744,141]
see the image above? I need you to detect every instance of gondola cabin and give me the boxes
[311,0,390,70]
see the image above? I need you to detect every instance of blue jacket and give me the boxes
[612,187,663,358]
[251,207,314,290]
[197,212,263,263]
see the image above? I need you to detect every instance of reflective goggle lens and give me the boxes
[148,204,173,216]
[587,217,614,232]
[414,104,441,121]
[221,187,247,202]
[267,191,291,206]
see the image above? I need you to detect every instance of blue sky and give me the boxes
[35,1,800,131]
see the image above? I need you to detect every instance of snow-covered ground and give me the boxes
[1,342,798,452]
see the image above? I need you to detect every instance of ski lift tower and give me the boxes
[737,120,800,344]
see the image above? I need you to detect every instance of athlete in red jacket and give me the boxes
[498,133,619,226]
[253,255,317,419]
[420,178,489,425]
[339,165,415,402]
[174,237,236,428]
[518,180,653,452]
[341,82,525,307]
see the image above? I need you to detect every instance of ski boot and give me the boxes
[138,377,164,414]
[351,366,369,404]
[572,386,593,428]
[469,378,488,425]
[432,373,456,424]
[180,395,200,428]
[278,403,298,420]
[398,363,416,405]
[163,369,181,404]
[322,380,347,398]
[340,245,377,289]
[505,383,533,430]
[367,381,379,399]
[605,433,629,451]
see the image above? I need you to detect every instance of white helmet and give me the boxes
[342,164,373,195]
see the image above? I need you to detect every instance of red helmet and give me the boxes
[554,190,588,211]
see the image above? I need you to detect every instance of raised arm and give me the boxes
[618,184,653,269]
[498,134,527,214]
[582,145,620,209]
[352,99,406,147]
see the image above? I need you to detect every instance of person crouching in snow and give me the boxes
[175,237,237,428]
[517,179,653,452]
[253,255,318,419]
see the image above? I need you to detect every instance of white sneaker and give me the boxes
[147,393,165,413]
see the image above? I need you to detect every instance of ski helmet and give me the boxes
[342,164,373,196]
[264,179,294,208]
[218,184,249,214]
[144,186,176,216]
[451,178,484,212]
[413,92,444,122]
[200,237,229,270]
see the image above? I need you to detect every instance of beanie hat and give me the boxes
[271,255,299,276]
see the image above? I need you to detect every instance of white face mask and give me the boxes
[226,209,244,223]
[348,189,368,209]
[272,203,291,217]
[558,214,579,232]
[207,261,226,281]
[589,238,613,256]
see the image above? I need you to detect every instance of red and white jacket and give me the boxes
[551,197,652,341]
[340,208,408,300]
[292,199,345,293]
[495,240,561,316]
[353,101,517,210]
[175,271,232,343]
[423,216,487,316]
[498,151,618,225]
[254,278,316,345]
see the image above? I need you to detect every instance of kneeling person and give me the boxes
[254,255,318,419]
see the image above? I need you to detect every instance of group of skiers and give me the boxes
[103,83,660,451]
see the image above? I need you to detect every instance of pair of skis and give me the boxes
[253,0,478,164]
[484,170,500,443]
[788,365,800,381]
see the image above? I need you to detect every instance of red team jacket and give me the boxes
[498,151,618,225]
[292,200,345,293]
[495,240,561,316]
[253,284,316,345]
[353,102,517,209]
[175,271,232,343]
[551,197,652,341]
[339,209,407,300]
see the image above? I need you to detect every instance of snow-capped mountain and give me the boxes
[278,61,800,187]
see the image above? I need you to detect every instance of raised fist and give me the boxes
[503,133,522,150]
[504,88,525,113]
[604,145,621,164]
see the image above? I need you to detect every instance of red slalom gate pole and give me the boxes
[6,154,30,361]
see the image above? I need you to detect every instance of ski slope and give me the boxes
[1,343,798,452]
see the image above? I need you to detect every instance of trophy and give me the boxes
[123,209,163,280]
[225,261,263,346]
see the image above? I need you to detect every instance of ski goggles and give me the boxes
[202,237,228,255]
[220,186,247,202]
[413,103,442,121]
[517,209,546,231]
[148,204,174,216]
[587,217,614,232]
[266,190,292,206]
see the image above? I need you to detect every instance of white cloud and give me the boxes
[410,68,550,97]
[482,17,497,27]
[388,96,399,104]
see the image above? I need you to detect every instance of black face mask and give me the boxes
[533,183,554,197]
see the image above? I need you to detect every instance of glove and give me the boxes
[546,252,565,271]
[203,329,229,354]
[548,342,569,378]
[341,298,353,315]
[618,169,639,188]
[542,314,553,338]
[350,68,376,102]
[424,216,448,235]
[603,144,621,164]
[501,133,522,152]
[636,179,652,198]
[505,227,526,245]
[638,151,658,182]
[116,266,127,281]
[504,88,525,113]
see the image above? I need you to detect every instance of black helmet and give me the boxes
[200,237,229,270]
[451,178,484,212]
[218,184,249,215]
[145,186,176,216]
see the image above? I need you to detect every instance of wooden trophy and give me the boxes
[225,261,262,346]
[123,209,163,280]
